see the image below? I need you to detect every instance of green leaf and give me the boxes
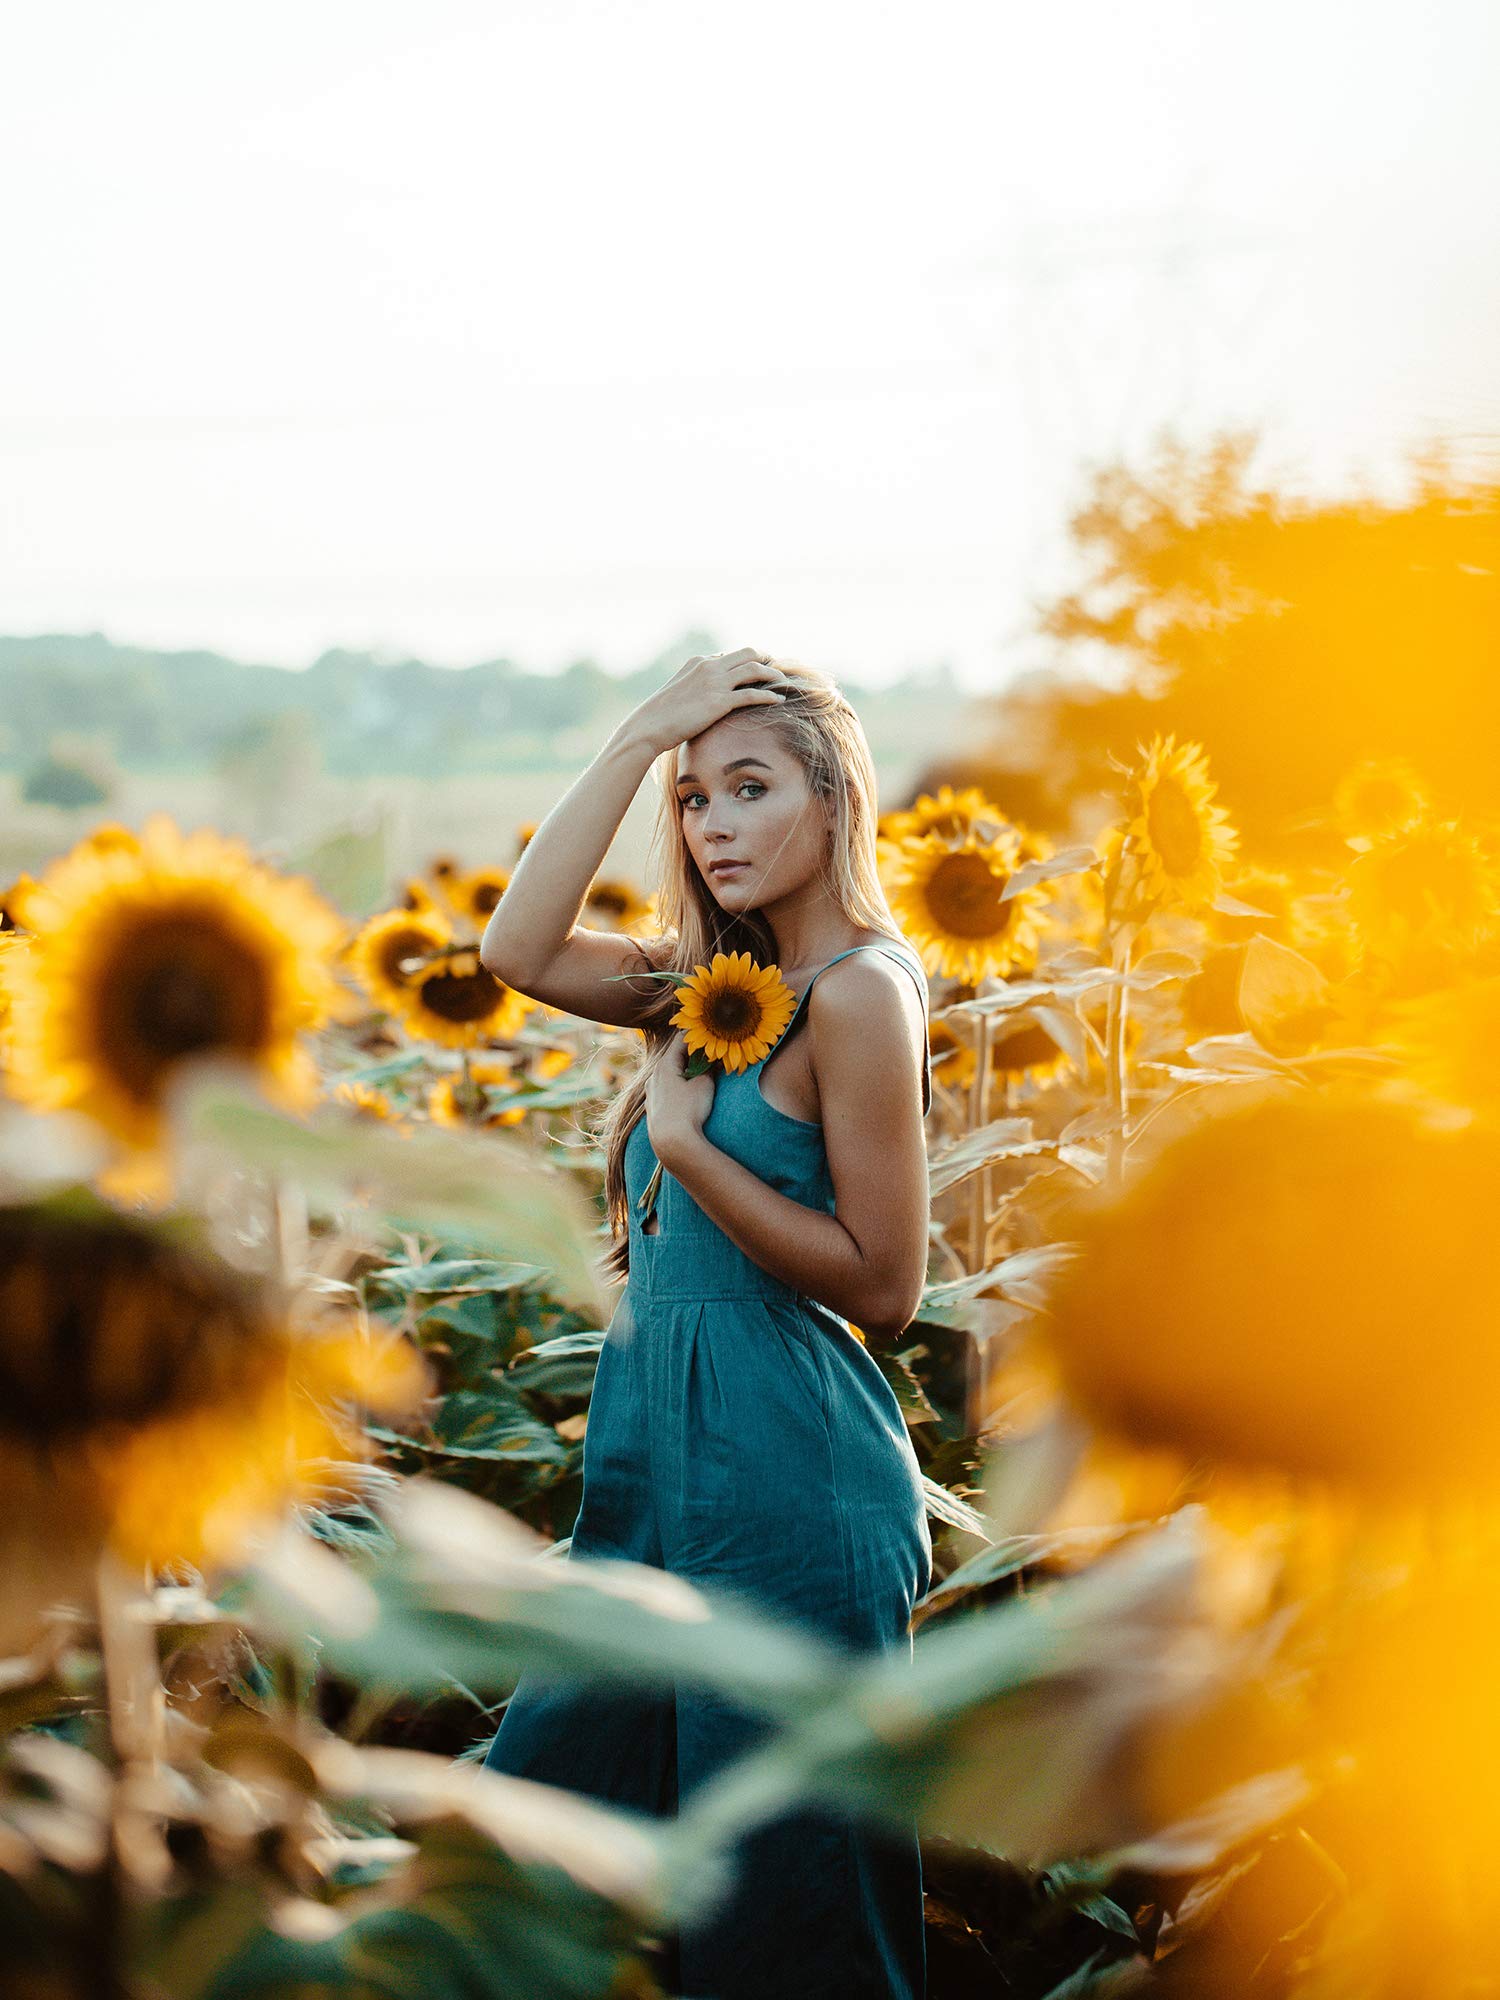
[371,1258,554,1300]
[509,1331,607,1399]
[920,1476,993,1544]
[426,1390,571,1465]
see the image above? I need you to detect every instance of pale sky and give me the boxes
[4,0,1497,692]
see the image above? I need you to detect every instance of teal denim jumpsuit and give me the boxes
[484,939,934,1999]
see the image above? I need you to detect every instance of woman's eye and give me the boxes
[680,782,765,811]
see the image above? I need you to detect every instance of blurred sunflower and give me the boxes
[584,875,654,932]
[428,1056,527,1129]
[928,1012,979,1094]
[1347,814,1499,961]
[0,872,40,931]
[0,1185,426,1582]
[878,784,1009,846]
[991,1014,1070,1088]
[346,909,453,1017]
[395,948,530,1051]
[327,1077,409,1127]
[425,853,462,884]
[515,821,538,857]
[883,828,1051,982]
[1333,755,1429,844]
[1208,865,1297,945]
[1041,1088,1500,1495]
[0,815,346,1160]
[669,952,797,1074]
[1378,974,1500,1126]
[78,821,141,857]
[397,877,445,918]
[1122,733,1239,910]
[449,866,511,928]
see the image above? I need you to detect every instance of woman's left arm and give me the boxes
[650,957,929,1337]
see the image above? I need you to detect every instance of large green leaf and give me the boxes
[242,1485,847,1722]
[169,1064,607,1316]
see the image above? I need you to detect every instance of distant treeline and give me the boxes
[0,631,963,779]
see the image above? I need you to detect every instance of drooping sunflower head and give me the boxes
[991,1014,1070,1087]
[928,1011,979,1094]
[1124,733,1240,910]
[669,952,798,1074]
[1334,756,1430,844]
[1347,815,1500,961]
[882,828,1051,983]
[1,815,347,1157]
[395,948,531,1051]
[450,867,511,928]
[346,909,453,1016]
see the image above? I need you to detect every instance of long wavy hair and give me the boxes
[595,657,911,1284]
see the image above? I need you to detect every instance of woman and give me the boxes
[478,647,934,2000]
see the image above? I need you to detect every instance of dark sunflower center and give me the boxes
[704,989,761,1039]
[100,911,273,1104]
[379,926,441,985]
[1146,777,1204,876]
[993,1021,1059,1072]
[589,887,629,918]
[470,881,506,917]
[416,968,507,1024]
[925,852,1013,940]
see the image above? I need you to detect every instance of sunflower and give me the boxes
[428,1057,527,1129]
[878,784,1011,846]
[1347,815,1499,960]
[668,952,798,1074]
[79,821,141,857]
[584,875,654,932]
[398,877,445,918]
[0,872,39,931]
[395,948,531,1051]
[1,815,347,1158]
[1122,733,1239,909]
[90,1325,424,1571]
[346,909,453,1017]
[327,1077,406,1125]
[1041,1088,1500,1495]
[0,1185,425,1584]
[990,1014,1070,1087]
[1379,975,1500,1125]
[1333,756,1429,843]
[426,853,462,883]
[450,866,511,928]
[928,1013,979,1094]
[515,821,538,857]
[883,829,1051,983]
[1208,865,1297,945]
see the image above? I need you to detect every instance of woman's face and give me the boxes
[674,714,828,916]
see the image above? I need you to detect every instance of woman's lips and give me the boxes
[709,861,750,877]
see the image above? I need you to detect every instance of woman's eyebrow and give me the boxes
[675,757,774,787]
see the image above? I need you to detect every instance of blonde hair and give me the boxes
[595,657,908,1283]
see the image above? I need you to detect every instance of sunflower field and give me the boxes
[2,667,1500,2000]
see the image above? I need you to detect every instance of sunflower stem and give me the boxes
[968,1005,992,1268]
[91,1551,162,2000]
[1104,924,1134,1186]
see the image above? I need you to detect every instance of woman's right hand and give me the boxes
[629,647,793,756]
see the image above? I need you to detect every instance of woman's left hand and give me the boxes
[645,1033,716,1165]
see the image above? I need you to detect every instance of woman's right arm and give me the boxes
[478,648,787,1029]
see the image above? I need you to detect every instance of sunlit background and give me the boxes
[3,14,1500,1993]
[5,0,1498,687]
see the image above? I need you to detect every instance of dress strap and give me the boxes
[780,938,931,1116]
